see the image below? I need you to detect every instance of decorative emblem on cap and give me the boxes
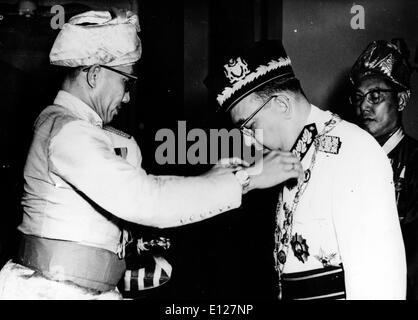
[223,57,250,84]
[217,57,292,107]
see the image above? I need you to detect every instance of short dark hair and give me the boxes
[254,77,304,100]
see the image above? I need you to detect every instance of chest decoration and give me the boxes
[314,248,338,268]
[273,113,342,300]
[280,203,292,246]
[318,135,341,155]
[290,233,310,263]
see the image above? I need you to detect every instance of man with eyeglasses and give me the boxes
[350,39,418,299]
[0,11,303,300]
[205,40,406,299]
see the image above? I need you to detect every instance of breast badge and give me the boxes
[290,233,310,263]
[318,135,341,154]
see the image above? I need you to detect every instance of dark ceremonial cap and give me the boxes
[204,40,296,112]
[350,39,412,91]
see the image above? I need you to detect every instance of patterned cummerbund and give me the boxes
[281,265,346,300]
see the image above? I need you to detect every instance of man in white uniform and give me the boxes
[0,12,303,299]
[205,40,406,299]
[103,125,172,297]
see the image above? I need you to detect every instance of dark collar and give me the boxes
[290,123,318,161]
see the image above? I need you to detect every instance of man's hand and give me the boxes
[246,150,303,191]
[204,154,302,193]
[204,157,250,177]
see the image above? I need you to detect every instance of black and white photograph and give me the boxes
[0,0,417,313]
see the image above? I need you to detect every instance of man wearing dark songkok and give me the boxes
[205,40,406,299]
[350,39,418,299]
[0,11,303,299]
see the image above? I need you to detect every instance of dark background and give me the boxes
[0,0,417,299]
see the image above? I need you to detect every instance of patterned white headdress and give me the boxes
[50,10,142,67]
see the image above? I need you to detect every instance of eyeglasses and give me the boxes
[238,95,276,139]
[82,65,138,92]
[349,88,398,106]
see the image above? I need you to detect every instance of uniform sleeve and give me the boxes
[103,129,143,168]
[48,121,242,228]
[128,136,143,168]
[332,137,406,300]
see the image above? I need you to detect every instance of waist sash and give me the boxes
[281,265,346,300]
[15,234,126,292]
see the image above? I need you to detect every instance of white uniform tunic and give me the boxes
[0,90,242,299]
[18,90,242,253]
[275,105,406,300]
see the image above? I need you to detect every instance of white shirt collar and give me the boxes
[305,104,332,132]
[53,90,103,128]
[382,127,404,155]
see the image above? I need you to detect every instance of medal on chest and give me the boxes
[273,114,342,299]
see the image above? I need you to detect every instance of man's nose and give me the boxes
[359,98,373,113]
[122,91,130,104]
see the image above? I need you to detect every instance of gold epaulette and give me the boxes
[103,125,132,139]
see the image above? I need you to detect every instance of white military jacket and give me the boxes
[275,105,406,300]
[19,90,242,253]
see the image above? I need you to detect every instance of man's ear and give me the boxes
[272,94,291,118]
[397,91,410,112]
[86,65,101,89]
